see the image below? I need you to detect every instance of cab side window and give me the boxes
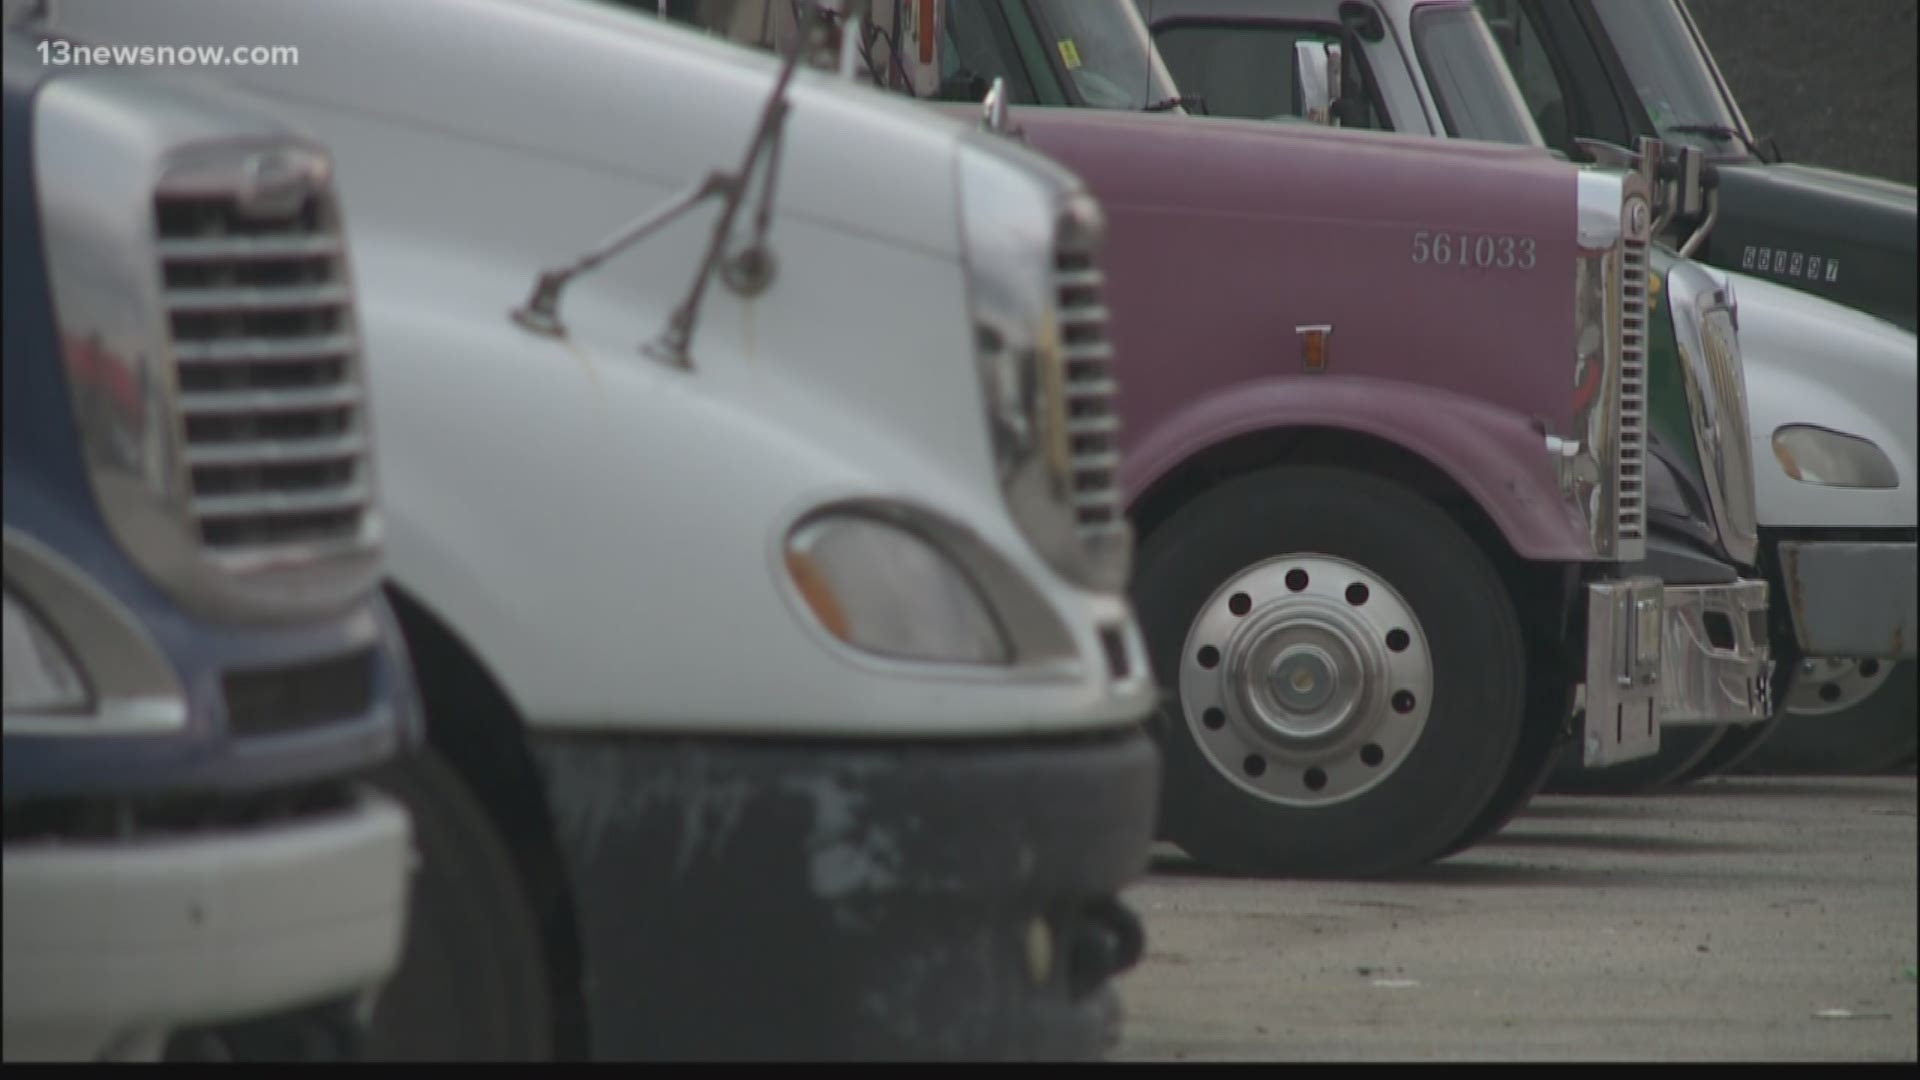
[935,0,1042,103]
[1482,0,1572,153]
[1152,21,1389,129]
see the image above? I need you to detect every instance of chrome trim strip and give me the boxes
[1615,182,1652,559]
[3,527,186,737]
[1562,167,1651,562]
[1665,260,1761,565]
[1574,169,1627,252]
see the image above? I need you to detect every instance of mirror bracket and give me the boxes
[1292,39,1337,125]
[981,76,1009,134]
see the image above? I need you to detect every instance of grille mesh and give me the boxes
[1616,236,1650,547]
[155,180,372,559]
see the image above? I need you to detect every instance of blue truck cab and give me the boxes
[3,34,419,1061]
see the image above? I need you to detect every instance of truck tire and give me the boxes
[1133,466,1526,878]
[1675,713,1784,783]
[1442,676,1575,856]
[1542,721,1727,795]
[364,752,554,1061]
[1740,659,1918,775]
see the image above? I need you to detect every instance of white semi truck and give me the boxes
[32,0,1162,1061]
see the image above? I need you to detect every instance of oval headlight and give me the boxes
[1771,425,1900,489]
[785,515,1012,665]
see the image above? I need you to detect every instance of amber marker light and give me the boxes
[785,548,853,642]
[1296,324,1332,372]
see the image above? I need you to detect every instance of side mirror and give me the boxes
[1292,40,1337,125]
[981,76,1010,134]
[1334,29,1371,128]
[1631,135,1705,223]
[1574,137,1638,171]
[786,0,872,76]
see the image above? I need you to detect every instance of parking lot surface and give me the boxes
[1116,776,1918,1062]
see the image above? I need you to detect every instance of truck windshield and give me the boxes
[1411,3,1544,146]
[1020,0,1182,110]
[1589,0,1749,157]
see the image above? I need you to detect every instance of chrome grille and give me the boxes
[154,161,374,563]
[1053,227,1127,555]
[1616,235,1650,549]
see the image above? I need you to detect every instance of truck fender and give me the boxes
[1121,374,1595,563]
[1724,270,1917,529]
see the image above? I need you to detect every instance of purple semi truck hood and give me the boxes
[1005,107,1596,561]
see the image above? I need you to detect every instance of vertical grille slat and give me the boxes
[1053,226,1125,541]
[156,174,373,558]
[1616,236,1651,544]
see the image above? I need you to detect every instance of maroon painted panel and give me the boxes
[1120,374,1592,562]
[1008,109,1595,559]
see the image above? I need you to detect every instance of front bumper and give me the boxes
[2,787,412,1062]
[1778,540,1918,660]
[1581,576,1774,767]
[530,725,1160,1061]
[1654,579,1774,727]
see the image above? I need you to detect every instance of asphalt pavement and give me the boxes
[1114,776,1918,1062]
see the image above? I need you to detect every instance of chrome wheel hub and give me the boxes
[1267,644,1342,718]
[1180,554,1434,807]
[1786,657,1893,717]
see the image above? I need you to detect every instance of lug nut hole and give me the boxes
[1345,582,1370,606]
[1391,690,1417,714]
[1198,645,1221,669]
[1386,629,1410,652]
[1859,660,1881,677]
[1229,592,1252,616]
[1202,707,1226,730]
[1818,683,1842,703]
[1243,754,1268,778]
[1360,743,1385,767]
[1303,766,1328,790]
[1285,568,1309,592]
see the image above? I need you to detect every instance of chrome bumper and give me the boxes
[1580,576,1774,767]
[1778,540,1917,660]
[1583,577,1665,768]
[3,787,411,1062]
[1654,578,1774,727]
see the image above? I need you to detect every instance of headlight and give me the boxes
[2,591,91,713]
[1772,426,1900,489]
[785,515,1012,665]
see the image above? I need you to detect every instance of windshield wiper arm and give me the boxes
[1665,123,1770,162]
[512,0,818,364]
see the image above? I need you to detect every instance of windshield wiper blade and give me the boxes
[1144,95,1207,115]
[1665,123,1768,161]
